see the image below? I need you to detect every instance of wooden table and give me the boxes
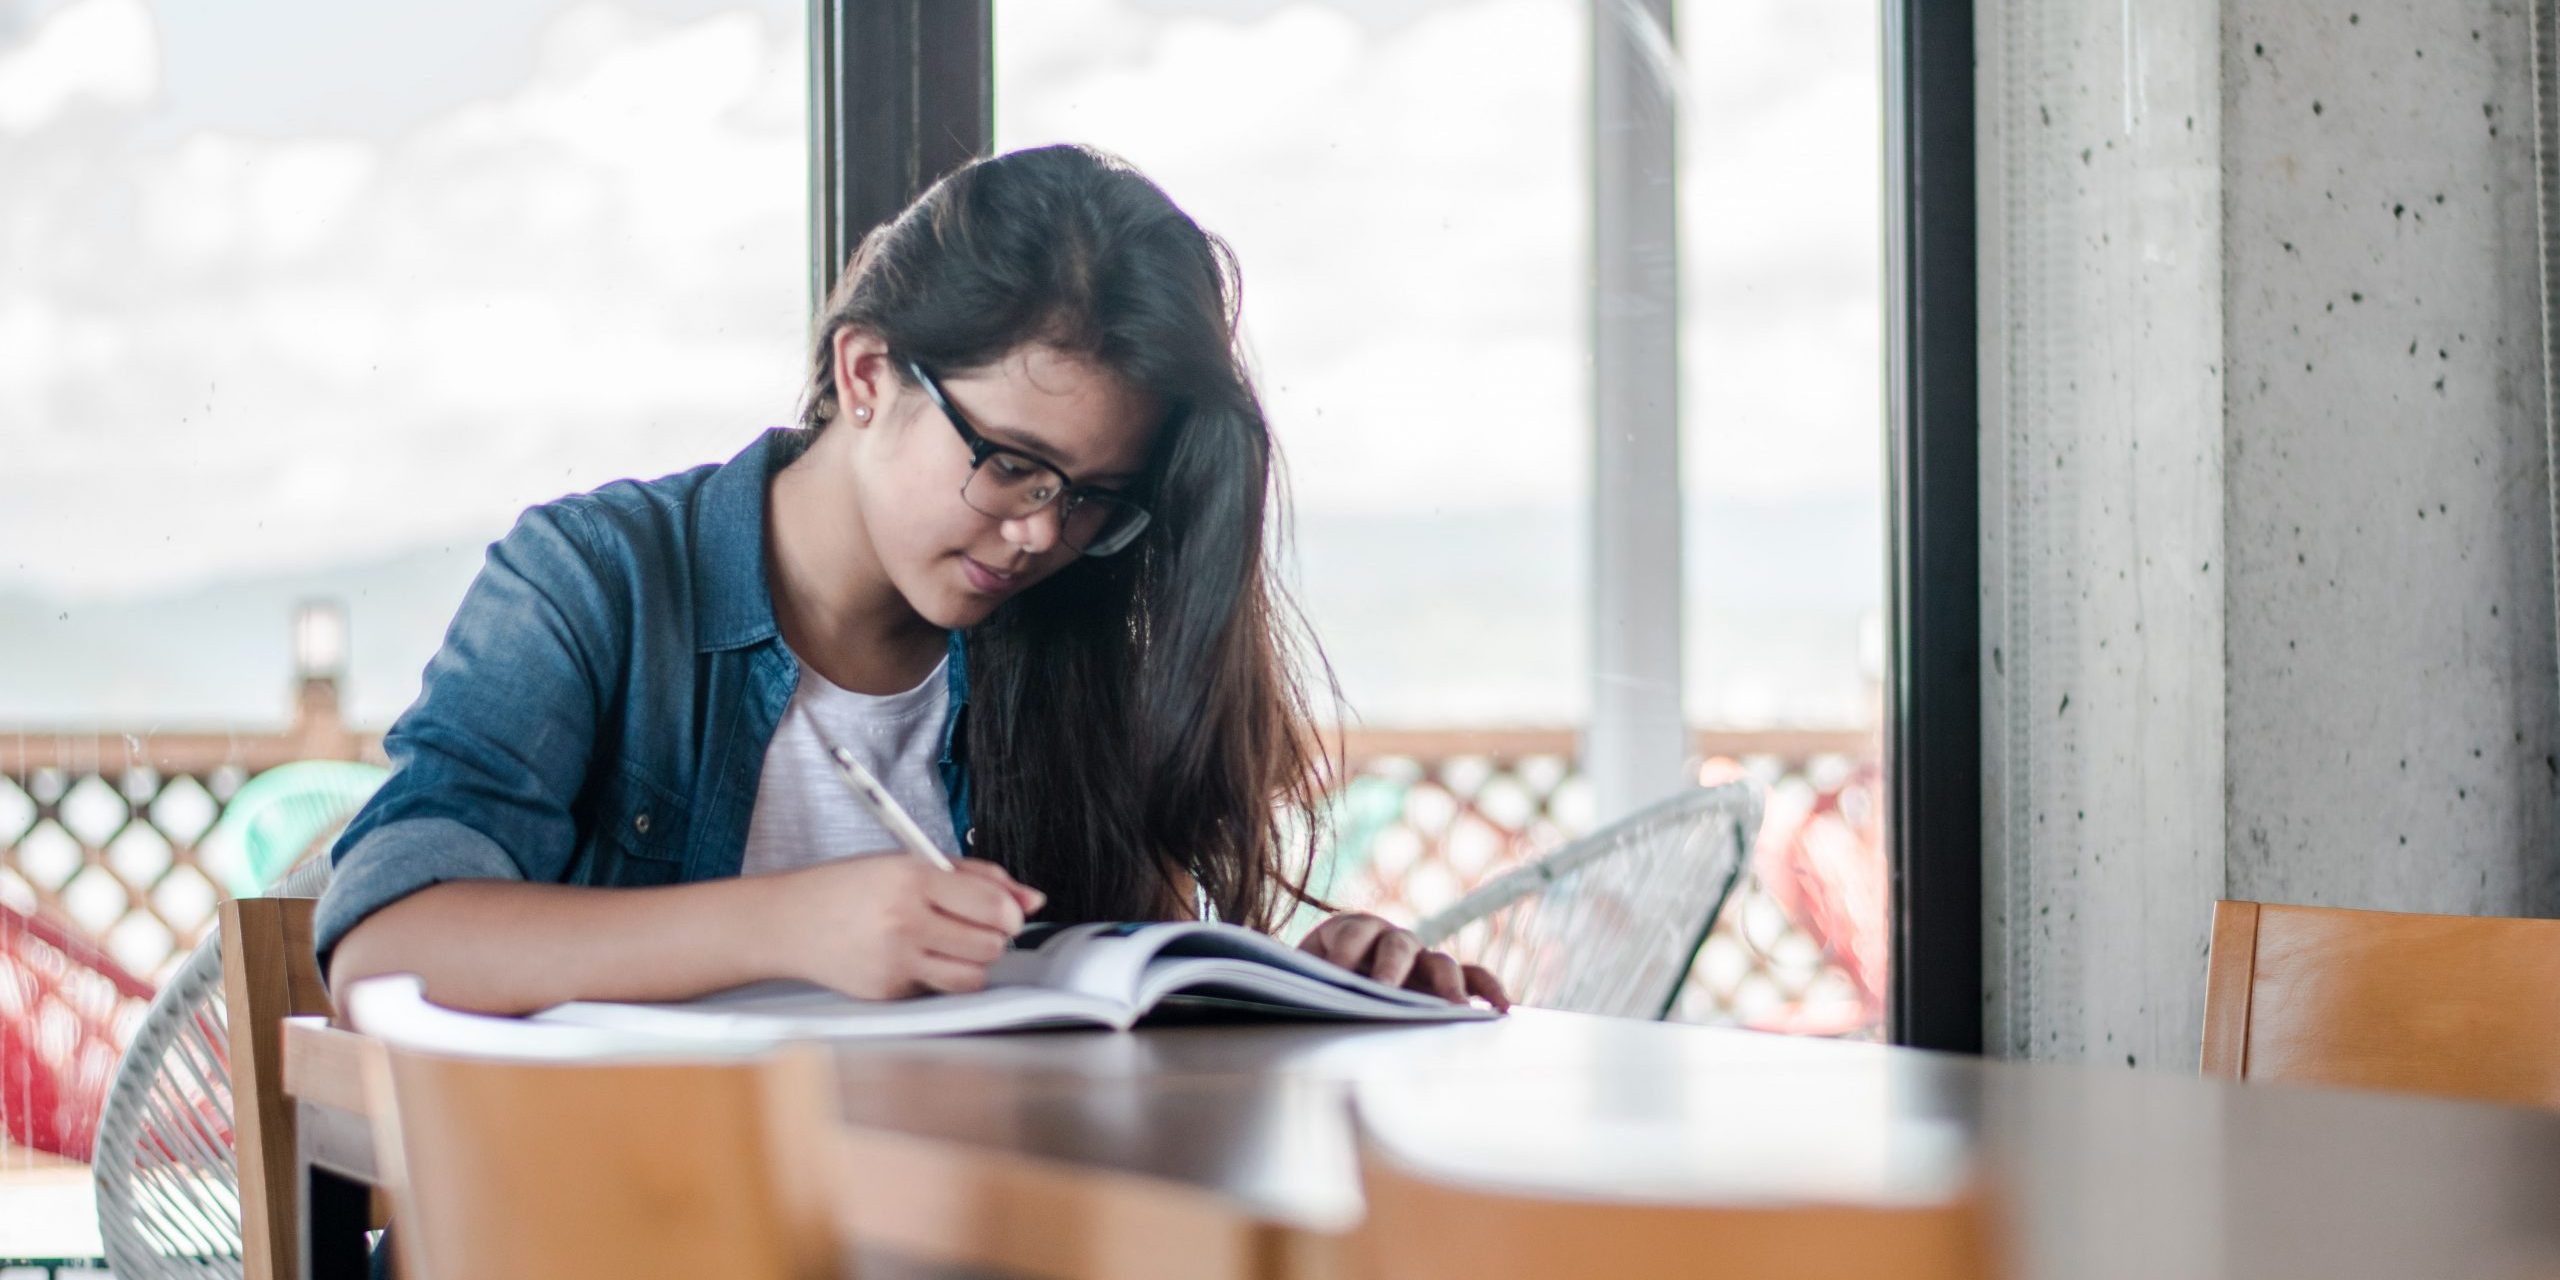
[284,1010,2560,1280]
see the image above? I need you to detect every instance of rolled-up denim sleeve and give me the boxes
[314,502,622,972]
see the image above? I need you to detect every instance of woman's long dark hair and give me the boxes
[798,144,1335,931]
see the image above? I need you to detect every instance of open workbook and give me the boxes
[532,920,1498,1042]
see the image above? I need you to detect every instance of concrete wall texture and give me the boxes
[1979,0,2560,1066]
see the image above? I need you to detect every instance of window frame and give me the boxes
[1882,0,1982,1053]
[807,0,991,305]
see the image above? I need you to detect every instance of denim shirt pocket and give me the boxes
[594,766,691,886]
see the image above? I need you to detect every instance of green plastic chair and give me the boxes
[1277,772,1414,940]
[197,760,387,897]
[1316,774,1411,892]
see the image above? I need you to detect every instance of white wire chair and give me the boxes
[1414,780,1762,1020]
[92,855,335,1280]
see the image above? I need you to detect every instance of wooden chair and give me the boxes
[1341,1115,2002,1280]
[342,975,846,1280]
[223,892,337,1280]
[2202,899,2560,1109]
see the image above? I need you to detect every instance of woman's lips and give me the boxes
[961,556,1020,594]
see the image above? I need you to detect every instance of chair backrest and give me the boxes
[225,858,346,1276]
[2201,899,2560,1109]
[343,975,843,1280]
[90,923,239,1280]
[1414,780,1760,1019]
[1345,1121,2000,1280]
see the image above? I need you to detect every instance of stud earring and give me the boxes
[852,406,871,421]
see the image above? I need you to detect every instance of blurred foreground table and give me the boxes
[283,1009,2560,1280]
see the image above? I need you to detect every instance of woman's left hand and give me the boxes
[1298,912,1511,1011]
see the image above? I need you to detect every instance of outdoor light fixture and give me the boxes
[293,599,348,682]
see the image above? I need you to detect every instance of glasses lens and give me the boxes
[1065,495,1150,556]
[962,451,1065,517]
[962,452,1150,556]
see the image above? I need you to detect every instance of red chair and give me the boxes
[0,901,156,1160]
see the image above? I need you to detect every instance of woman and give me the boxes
[319,144,1507,1014]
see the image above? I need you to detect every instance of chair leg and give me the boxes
[300,1163,370,1280]
[297,1101,376,1280]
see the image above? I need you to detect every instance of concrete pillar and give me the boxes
[1979,0,2229,1067]
[2222,0,2558,918]
[1980,0,2560,1066]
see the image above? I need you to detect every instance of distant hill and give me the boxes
[0,541,486,730]
[0,497,1879,732]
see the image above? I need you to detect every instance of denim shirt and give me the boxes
[314,428,972,971]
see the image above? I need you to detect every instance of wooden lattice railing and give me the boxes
[1,674,1881,1034]
[1310,727,1884,1038]
[0,678,375,982]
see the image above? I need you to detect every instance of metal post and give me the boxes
[1587,0,1687,825]
[1883,0,1982,1053]
[808,0,991,306]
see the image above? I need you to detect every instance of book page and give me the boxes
[1136,959,1495,1022]
[1138,924,1446,1003]
[534,981,1131,1044]
[997,920,1494,1021]
[986,921,1189,1003]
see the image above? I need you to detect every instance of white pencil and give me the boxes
[825,743,959,872]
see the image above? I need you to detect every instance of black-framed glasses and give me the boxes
[903,359,1152,557]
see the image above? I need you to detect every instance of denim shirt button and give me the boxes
[633,813,652,835]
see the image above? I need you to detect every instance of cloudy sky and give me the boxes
[0,0,1881,727]
[1,0,808,596]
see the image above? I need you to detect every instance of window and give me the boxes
[1003,0,1887,1036]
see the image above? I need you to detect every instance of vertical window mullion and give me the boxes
[809,0,991,303]
[1884,0,1983,1053]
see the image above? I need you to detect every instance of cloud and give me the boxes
[0,0,157,133]
[6,0,1882,728]
[998,0,1884,511]
[1000,0,1589,511]
[2,1,807,597]
[133,133,377,264]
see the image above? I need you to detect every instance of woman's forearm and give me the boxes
[325,875,795,1017]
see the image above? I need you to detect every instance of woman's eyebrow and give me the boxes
[981,422,1145,485]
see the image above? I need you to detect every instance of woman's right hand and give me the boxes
[769,854,1046,998]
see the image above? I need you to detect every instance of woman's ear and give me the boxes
[832,328,898,427]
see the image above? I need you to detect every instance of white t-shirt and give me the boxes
[740,653,960,876]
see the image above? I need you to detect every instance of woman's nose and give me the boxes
[1003,503,1064,555]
